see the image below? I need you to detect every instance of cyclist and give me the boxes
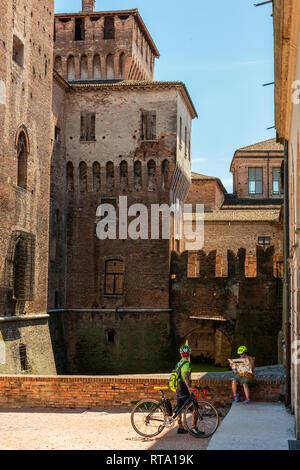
[230,346,255,405]
[176,345,202,435]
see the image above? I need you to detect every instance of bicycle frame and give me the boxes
[146,387,204,425]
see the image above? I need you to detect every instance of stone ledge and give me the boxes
[0,314,50,323]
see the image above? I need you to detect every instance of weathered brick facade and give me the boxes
[0,1,285,380]
[48,79,196,374]
[0,0,56,374]
[53,7,159,82]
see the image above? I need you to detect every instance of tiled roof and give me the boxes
[203,209,281,222]
[235,138,284,153]
[191,172,227,193]
[185,209,281,222]
[191,172,216,180]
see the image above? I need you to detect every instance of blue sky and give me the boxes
[55,0,275,192]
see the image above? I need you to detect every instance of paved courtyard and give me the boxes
[0,408,215,451]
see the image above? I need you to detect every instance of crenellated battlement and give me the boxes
[185,248,283,279]
[54,9,159,82]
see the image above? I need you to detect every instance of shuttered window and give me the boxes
[141,111,156,141]
[80,113,96,141]
[105,260,124,295]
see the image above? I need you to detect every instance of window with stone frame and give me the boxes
[141,111,156,141]
[80,113,96,141]
[104,260,125,295]
[248,167,263,195]
[272,167,281,195]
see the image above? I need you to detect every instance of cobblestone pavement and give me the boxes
[0,408,226,451]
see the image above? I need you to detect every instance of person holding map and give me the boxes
[228,346,255,405]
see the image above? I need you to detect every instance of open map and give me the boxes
[228,358,252,375]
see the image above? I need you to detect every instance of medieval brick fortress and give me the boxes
[0,0,284,375]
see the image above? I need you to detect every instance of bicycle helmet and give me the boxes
[180,345,192,356]
[237,346,247,355]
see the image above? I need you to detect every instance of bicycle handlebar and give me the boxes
[191,385,209,399]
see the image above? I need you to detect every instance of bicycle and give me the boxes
[131,385,219,439]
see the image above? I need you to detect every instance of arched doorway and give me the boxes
[185,327,231,367]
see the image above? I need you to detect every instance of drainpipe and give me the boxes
[283,139,291,407]
[267,151,270,198]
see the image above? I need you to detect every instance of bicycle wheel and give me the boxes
[131,399,167,438]
[183,399,219,438]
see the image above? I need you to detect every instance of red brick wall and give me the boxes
[186,179,225,211]
[0,375,285,409]
[231,155,284,198]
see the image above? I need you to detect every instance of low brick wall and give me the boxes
[0,375,285,409]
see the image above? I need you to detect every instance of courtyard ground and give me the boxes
[0,407,228,451]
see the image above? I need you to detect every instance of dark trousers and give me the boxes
[176,382,190,426]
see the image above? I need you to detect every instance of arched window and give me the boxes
[79,161,87,192]
[106,161,114,191]
[93,54,101,79]
[93,162,101,191]
[67,55,75,81]
[104,260,124,295]
[80,55,88,80]
[119,52,126,78]
[16,130,29,189]
[54,56,62,75]
[147,160,156,191]
[161,160,169,190]
[66,161,74,191]
[120,161,128,191]
[106,54,114,79]
[134,160,142,191]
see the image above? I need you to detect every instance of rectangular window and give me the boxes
[141,111,156,141]
[179,117,182,150]
[184,127,187,158]
[272,168,281,194]
[104,16,115,39]
[248,167,263,194]
[75,18,85,41]
[55,126,61,144]
[105,260,124,295]
[12,35,24,67]
[80,113,96,141]
[258,236,271,248]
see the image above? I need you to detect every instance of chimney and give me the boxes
[82,0,95,12]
